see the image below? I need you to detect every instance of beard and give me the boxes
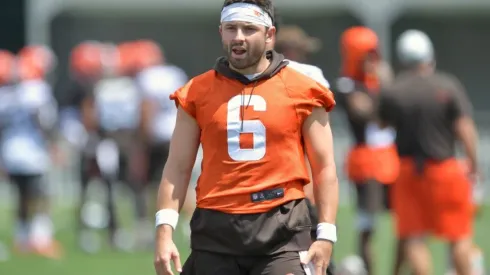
[224,42,266,70]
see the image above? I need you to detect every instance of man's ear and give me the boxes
[266,26,276,43]
[219,25,223,35]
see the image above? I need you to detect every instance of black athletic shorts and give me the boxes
[9,173,46,197]
[354,180,391,213]
[148,142,170,183]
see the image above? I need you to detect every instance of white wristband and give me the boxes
[155,209,179,230]
[316,223,337,243]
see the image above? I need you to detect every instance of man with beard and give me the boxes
[379,29,479,275]
[335,26,402,275]
[153,0,339,274]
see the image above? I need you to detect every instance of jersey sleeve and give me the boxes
[447,77,473,120]
[169,79,197,119]
[295,81,336,121]
[309,82,336,113]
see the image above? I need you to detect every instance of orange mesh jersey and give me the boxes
[171,55,335,214]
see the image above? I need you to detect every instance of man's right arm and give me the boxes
[156,106,200,235]
[450,79,478,175]
[455,116,478,174]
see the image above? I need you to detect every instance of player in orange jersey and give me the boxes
[153,0,339,274]
[335,26,402,275]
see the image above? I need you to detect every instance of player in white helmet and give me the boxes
[379,29,480,275]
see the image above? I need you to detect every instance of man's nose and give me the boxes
[232,28,245,42]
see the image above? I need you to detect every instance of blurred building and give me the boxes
[0,0,25,52]
[19,0,490,205]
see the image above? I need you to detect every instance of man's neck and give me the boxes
[408,62,435,76]
[231,57,271,76]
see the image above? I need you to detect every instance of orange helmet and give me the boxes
[116,41,138,76]
[133,39,163,70]
[17,45,56,81]
[70,41,105,79]
[340,26,379,80]
[0,50,16,85]
[116,39,163,76]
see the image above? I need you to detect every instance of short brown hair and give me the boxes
[222,0,275,25]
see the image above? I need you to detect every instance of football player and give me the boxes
[154,1,339,274]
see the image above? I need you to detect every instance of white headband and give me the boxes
[221,3,273,27]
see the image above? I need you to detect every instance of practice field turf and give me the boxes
[0,201,488,275]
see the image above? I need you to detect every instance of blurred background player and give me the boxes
[334,26,402,275]
[275,25,330,89]
[272,16,337,275]
[0,45,61,258]
[0,50,22,251]
[62,41,120,252]
[276,25,319,65]
[379,29,479,275]
[131,40,192,232]
[81,41,153,250]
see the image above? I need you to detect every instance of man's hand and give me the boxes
[301,240,333,274]
[154,226,182,275]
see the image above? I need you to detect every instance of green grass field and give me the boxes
[0,201,488,275]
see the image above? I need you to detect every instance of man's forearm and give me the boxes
[463,130,478,173]
[157,163,193,212]
[312,164,338,224]
[155,164,192,234]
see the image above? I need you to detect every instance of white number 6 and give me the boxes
[227,95,266,161]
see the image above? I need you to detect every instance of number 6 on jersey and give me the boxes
[227,95,266,161]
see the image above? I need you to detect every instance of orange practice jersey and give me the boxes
[171,58,335,214]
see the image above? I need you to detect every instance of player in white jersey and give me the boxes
[63,41,126,252]
[272,16,336,275]
[286,60,330,88]
[1,45,62,258]
[133,40,188,184]
[131,40,196,231]
[84,41,153,250]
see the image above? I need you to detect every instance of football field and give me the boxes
[0,200,488,275]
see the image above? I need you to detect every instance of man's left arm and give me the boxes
[302,107,338,230]
[301,107,338,272]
